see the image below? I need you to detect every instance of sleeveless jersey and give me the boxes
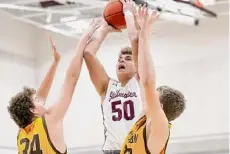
[17,116,67,154]
[120,116,170,154]
[102,77,142,150]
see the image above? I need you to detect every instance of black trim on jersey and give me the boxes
[143,125,151,154]
[164,130,170,153]
[42,116,67,154]
[143,125,171,154]
[136,117,146,131]
[135,116,146,127]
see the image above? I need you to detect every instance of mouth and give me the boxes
[118,64,126,71]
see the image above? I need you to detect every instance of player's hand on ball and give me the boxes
[49,35,60,63]
[101,18,122,33]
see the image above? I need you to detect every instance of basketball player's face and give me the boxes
[32,95,47,116]
[116,54,136,79]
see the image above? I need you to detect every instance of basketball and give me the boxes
[103,0,126,30]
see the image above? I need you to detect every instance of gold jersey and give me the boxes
[120,116,170,154]
[17,116,67,154]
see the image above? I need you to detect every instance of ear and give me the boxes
[30,108,38,115]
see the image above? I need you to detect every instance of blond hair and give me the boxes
[119,47,132,56]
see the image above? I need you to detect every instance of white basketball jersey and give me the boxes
[102,77,142,150]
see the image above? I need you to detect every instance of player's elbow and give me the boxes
[140,77,155,88]
[83,49,95,58]
[66,72,79,82]
[140,69,156,88]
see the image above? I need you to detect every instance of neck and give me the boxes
[120,80,129,87]
[119,76,133,87]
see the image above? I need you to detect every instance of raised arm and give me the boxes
[83,20,120,97]
[36,36,60,103]
[121,0,140,80]
[48,20,101,122]
[138,7,169,154]
[122,0,149,113]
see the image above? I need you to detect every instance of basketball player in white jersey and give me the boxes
[83,3,146,153]
[7,21,101,154]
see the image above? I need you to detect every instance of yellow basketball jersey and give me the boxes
[17,116,67,154]
[120,116,170,154]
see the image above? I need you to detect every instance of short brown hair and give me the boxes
[157,86,186,121]
[119,46,132,56]
[7,87,36,128]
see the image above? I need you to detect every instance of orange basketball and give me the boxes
[103,0,126,30]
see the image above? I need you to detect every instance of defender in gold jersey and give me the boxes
[8,20,102,154]
[17,116,64,154]
[120,2,186,154]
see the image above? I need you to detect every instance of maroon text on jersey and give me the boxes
[109,90,137,102]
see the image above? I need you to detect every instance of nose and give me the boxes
[120,58,125,63]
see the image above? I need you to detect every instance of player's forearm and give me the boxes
[66,34,87,79]
[125,15,138,41]
[49,33,89,121]
[84,29,109,55]
[36,61,59,103]
[49,55,83,121]
[138,34,157,113]
[82,29,110,96]
[138,33,156,88]
[138,29,163,115]
[76,34,91,55]
[55,41,85,118]
[125,15,140,79]
[131,38,139,78]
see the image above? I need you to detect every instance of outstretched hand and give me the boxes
[49,35,60,63]
[121,0,136,15]
[135,4,149,30]
[138,6,159,36]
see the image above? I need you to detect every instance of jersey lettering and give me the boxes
[124,145,133,154]
[128,134,138,144]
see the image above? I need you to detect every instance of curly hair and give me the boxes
[157,86,186,121]
[7,87,36,128]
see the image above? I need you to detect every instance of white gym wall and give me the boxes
[0,6,228,154]
[0,13,37,154]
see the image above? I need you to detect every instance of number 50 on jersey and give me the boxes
[111,100,135,121]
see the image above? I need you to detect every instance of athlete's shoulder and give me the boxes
[35,116,43,122]
[128,76,139,86]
